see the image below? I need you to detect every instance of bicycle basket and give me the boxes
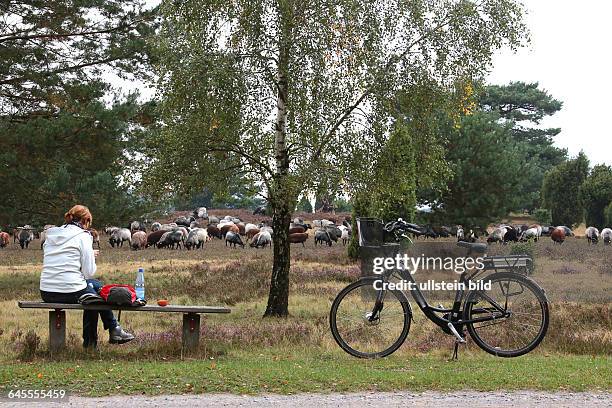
[356,218,398,246]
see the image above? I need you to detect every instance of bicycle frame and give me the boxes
[372,251,510,334]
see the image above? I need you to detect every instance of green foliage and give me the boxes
[533,208,552,225]
[580,165,612,229]
[479,82,567,211]
[541,152,590,227]
[509,240,535,274]
[605,202,612,226]
[333,198,353,213]
[0,1,158,227]
[434,112,524,229]
[296,196,313,213]
[150,0,529,315]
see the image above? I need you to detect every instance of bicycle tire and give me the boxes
[463,272,549,357]
[329,277,412,358]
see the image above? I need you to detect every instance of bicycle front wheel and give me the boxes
[464,272,549,357]
[329,277,411,358]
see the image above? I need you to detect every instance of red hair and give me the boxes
[64,205,93,229]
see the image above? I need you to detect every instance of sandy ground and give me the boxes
[4,391,610,408]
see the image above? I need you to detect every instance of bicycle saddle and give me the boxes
[457,241,487,253]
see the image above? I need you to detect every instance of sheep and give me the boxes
[157,230,183,249]
[190,220,200,229]
[250,230,272,248]
[220,223,239,238]
[487,227,506,244]
[0,231,9,248]
[557,226,573,237]
[236,222,246,236]
[325,225,342,243]
[231,217,242,224]
[246,227,260,242]
[185,228,208,250]
[528,224,543,237]
[175,216,194,228]
[456,227,465,241]
[601,228,612,245]
[131,231,147,250]
[503,225,519,243]
[208,215,220,225]
[260,226,274,236]
[146,230,166,247]
[313,219,333,228]
[151,222,162,232]
[207,225,223,240]
[314,229,333,246]
[458,229,477,243]
[244,223,258,234]
[104,226,119,235]
[338,225,350,246]
[18,229,33,249]
[226,231,245,248]
[585,227,600,245]
[89,228,101,249]
[109,228,131,248]
[160,223,177,231]
[39,225,56,249]
[289,226,306,234]
[288,232,308,247]
[130,221,146,233]
[521,227,539,242]
[194,207,208,219]
[550,227,566,244]
[174,226,189,243]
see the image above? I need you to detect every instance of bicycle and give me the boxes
[329,218,549,359]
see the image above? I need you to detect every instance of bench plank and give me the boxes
[18,301,230,314]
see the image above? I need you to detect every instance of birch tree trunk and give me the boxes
[264,8,292,317]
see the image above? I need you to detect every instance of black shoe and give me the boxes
[109,325,135,344]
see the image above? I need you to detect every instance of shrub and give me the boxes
[534,208,552,225]
[509,240,535,274]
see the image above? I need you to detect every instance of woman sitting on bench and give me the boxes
[39,205,134,348]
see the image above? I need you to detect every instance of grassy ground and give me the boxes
[0,226,610,395]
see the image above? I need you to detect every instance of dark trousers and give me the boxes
[40,279,118,348]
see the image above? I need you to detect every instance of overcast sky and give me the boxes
[487,0,611,165]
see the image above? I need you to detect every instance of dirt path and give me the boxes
[7,391,610,408]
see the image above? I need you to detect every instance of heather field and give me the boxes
[0,213,610,395]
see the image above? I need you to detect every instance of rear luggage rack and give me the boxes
[482,255,534,275]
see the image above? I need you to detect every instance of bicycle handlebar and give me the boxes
[384,218,422,236]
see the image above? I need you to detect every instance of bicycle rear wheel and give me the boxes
[464,272,549,357]
[330,277,411,358]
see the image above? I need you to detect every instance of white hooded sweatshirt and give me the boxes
[40,224,96,293]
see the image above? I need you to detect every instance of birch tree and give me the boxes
[148,0,529,317]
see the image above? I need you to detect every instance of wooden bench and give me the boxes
[18,301,231,353]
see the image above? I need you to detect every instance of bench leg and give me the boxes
[48,310,66,353]
[182,313,200,352]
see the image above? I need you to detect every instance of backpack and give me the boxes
[99,284,140,306]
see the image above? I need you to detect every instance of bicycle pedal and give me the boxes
[447,322,466,343]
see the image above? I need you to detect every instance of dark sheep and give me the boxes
[226,231,245,248]
[157,230,183,249]
[314,229,332,246]
[289,232,308,247]
[207,225,223,240]
[146,230,166,248]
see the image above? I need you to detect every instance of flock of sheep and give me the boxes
[98,207,352,250]
[458,223,612,245]
[2,207,610,251]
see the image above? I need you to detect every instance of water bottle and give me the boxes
[135,267,145,300]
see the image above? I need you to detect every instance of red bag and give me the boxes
[99,284,137,306]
